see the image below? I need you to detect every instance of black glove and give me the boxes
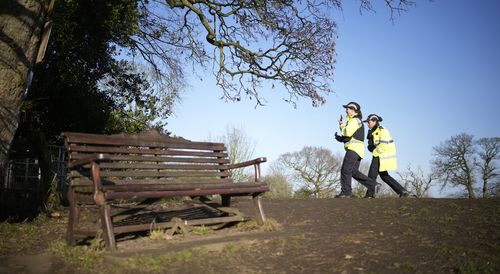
[335,132,350,143]
[368,144,375,152]
[334,132,342,143]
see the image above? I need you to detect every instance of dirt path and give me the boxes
[1,198,499,273]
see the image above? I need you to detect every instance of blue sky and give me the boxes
[166,0,500,196]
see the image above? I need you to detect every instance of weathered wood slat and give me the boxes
[68,153,230,164]
[102,182,267,192]
[98,162,230,170]
[69,162,230,171]
[101,170,230,178]
[68,144,228,157]
[113,215,246,234]
[71,178,235,186]
[71,170,231,178]
[63,132,225,150]
[104,186,269,200]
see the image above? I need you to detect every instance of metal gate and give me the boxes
[2,145,68,192]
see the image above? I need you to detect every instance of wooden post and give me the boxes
[221,195,231,207]
[66,187,77,245]
[252,195,266,225]
[100,204,116,250]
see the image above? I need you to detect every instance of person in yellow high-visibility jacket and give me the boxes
[334,102,377,198]
[364,114,411,197]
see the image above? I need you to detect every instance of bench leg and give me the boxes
[99,204,116,250]
[66,187,79,246]
[252,195,266,225]
[221,195,231,207]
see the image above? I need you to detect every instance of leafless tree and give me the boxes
[213,125,256,182]
[397,165,437,198]
[476,137,500,198]
[432,133,477,198]
[278,146,341,198]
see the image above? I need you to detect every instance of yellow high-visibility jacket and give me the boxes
[340,115,365,158]
[371,126,397,171]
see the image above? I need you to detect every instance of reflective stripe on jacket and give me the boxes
[371,126,397,171]
[340,115,365,158]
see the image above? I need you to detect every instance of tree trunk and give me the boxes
[482,178,489,198]
[0,0,46,180]
[466,176,476,199]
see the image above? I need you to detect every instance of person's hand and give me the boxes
[368,144,375,152]
[335,132,351,143]
[334,132,342,142]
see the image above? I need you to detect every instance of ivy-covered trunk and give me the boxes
[0,0,46,179]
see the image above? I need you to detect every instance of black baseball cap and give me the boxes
[363,114,383,123]
[342,102,361,111]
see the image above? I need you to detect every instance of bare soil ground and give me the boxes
[1,198,499,273]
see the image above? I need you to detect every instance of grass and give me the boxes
[392,262,417,271]
[149,229,171,241]
[236,218,282,232]
[222,243,242,253]
[48,240,104,270]
[436,245,499,274]
[0,214,64,255]
[401,229,417,237]
[116,249,196,273]
[280,235,306,248]
[191,225,213,236]
[149,228,171,240]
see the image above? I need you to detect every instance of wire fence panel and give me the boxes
[2,145,68,192]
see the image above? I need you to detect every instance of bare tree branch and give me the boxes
[397,165,437,198]
[128,0,414,106]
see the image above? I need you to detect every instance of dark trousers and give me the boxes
[340,150,377,195]
[368,156,405,195]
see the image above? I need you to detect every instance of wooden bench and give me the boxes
[62,129,268,250]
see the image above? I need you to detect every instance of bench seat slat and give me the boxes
[104,186,269,200]
[102,182,267,192]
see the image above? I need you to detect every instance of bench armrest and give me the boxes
[68,153,110,205]
[68,153,110,169]
[226,157,267,170]
[226,157,267,182]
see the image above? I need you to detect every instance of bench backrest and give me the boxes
[62,129,233,186]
